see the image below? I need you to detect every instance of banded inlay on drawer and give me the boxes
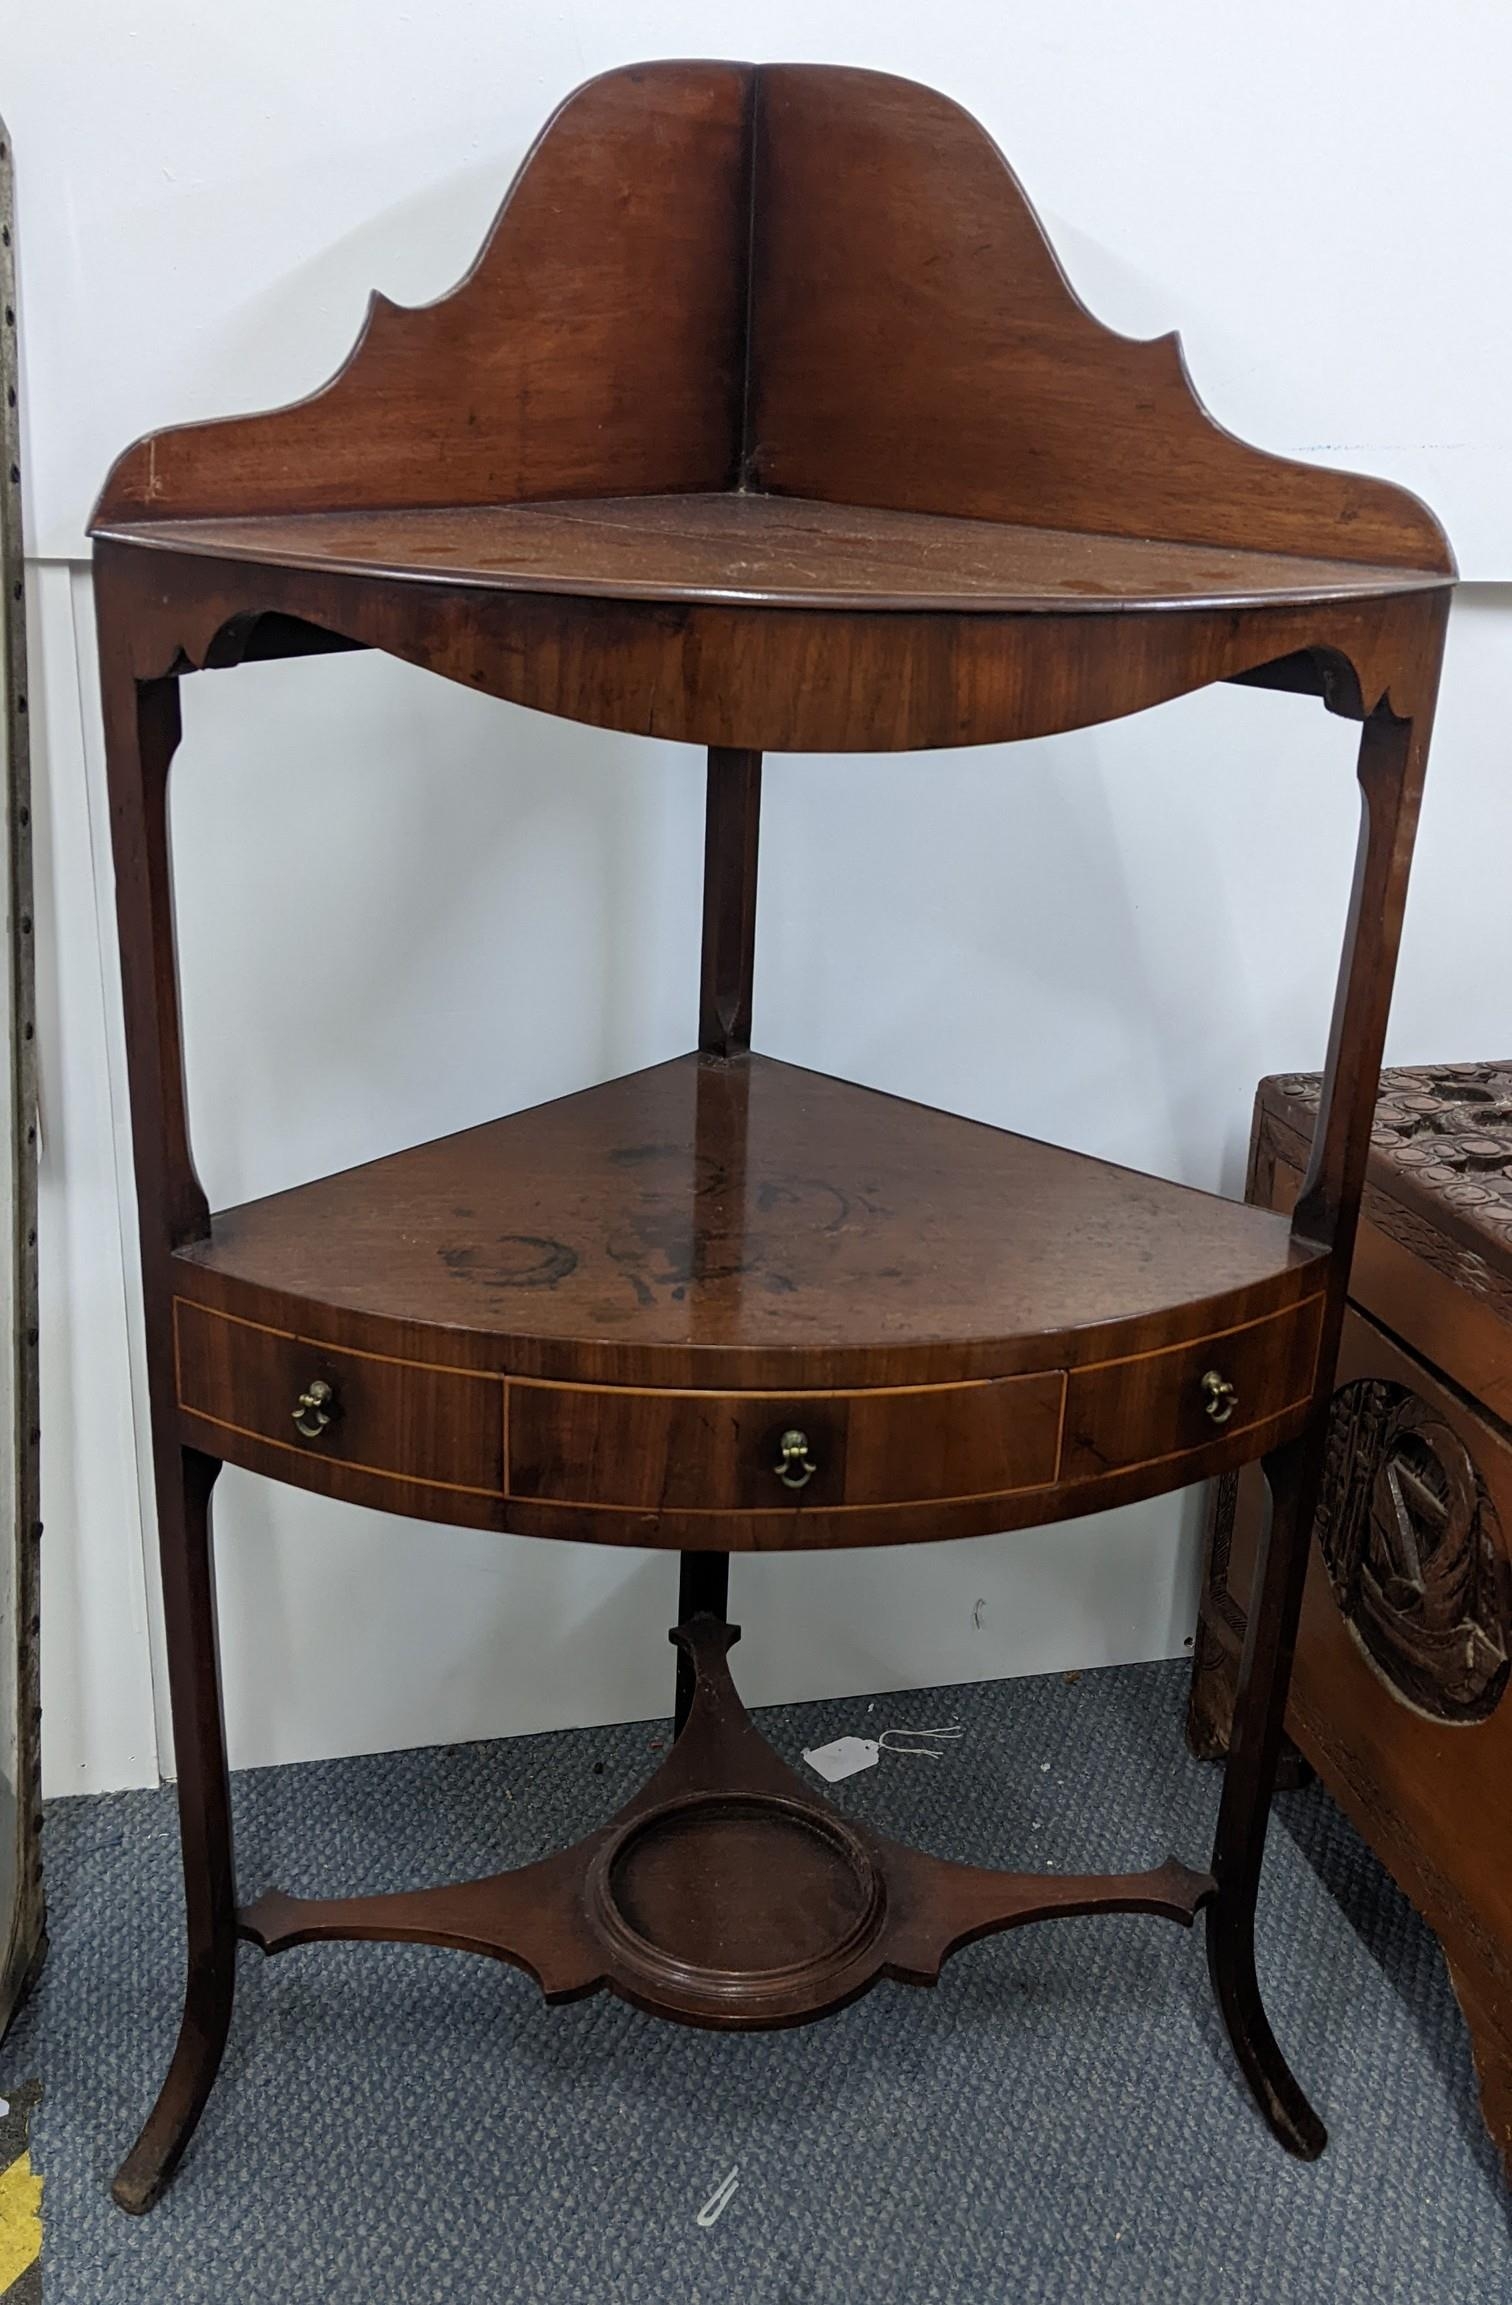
[505,1373,1066,1514]
[173,1299,504,1497]
[1060,1291,1325,1482]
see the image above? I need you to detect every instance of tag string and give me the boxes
[876,1724,964,1758]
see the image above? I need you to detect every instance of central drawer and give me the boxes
[505,1373,1066,1514]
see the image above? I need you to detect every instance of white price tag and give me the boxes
[802,1735,881,1782]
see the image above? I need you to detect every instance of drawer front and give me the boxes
[174,1299,503,1497]
[1060,1292,1324,1482]
[506,1373,1065,1514]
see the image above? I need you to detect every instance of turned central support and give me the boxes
[674,1554,731,1736]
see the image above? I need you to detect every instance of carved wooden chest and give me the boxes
[1189,1063,1512,2179]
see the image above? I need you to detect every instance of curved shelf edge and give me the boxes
[166,1267,1328,1551]
[95,534,1448,749]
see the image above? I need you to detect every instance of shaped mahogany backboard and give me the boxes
[94,63,754,524]
[745,67,1449,571]
[92,61,1450,578]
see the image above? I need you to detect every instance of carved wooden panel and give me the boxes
[1280,1063,1512,1210]
[1270,1064,1512,1307]
[1317,1378,1511,1723]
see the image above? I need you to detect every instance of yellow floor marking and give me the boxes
[0,2149,41,2290]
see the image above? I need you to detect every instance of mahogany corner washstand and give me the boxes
[90,61,1453,2212]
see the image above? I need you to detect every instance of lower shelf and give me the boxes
[239,1616,1214,2031]
[170,1052,1329,1546]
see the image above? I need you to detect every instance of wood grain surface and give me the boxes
[95,537,1447,753]
[163,1051,1329,1546]
[746,65,1449,574]
[173,1298,503,1498]
[92,62,1451,584]
[171,1052,1328,1388]
[505,1370,1067,1513]
[93,63,754,526]
[95,494,1445,613]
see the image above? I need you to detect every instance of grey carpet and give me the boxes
[4,1657,1507,2303]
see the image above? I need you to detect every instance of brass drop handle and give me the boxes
[773,1427,819,1491]
[293,1378,336,1440]
[1199,1369,1237,1428]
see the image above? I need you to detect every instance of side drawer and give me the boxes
[1060,1292,1324,1482]
[174,1299,504,1497]
[506,1373,1065,1514]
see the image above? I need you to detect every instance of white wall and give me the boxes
[11,8,1512,1791]
[16,2,1512,571]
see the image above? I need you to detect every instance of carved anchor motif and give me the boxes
[1318,1381,1511,1723]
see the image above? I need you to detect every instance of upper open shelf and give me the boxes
[90,61,1452,594]
[97,493,1447,617]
